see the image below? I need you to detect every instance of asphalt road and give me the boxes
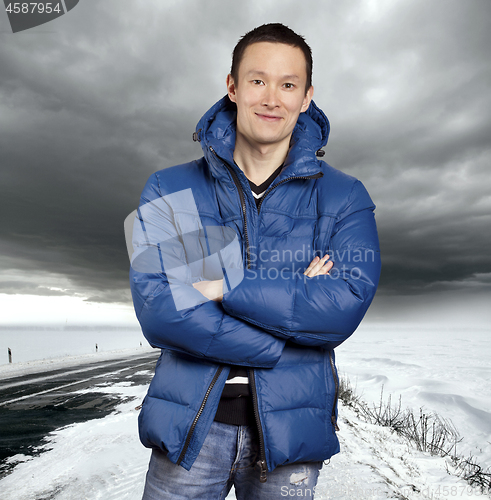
[0,351,160,478]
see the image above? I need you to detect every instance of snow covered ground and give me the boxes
[0,344,154,380]
[0,322,489,499]
[336,322,491,475]
[0,326,148,366]
[0,381,487,500]
[0,377,152,499]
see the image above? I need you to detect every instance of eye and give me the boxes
[283,83,295,89]
[252,79,264,85]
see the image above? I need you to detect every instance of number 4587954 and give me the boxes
[6,3,62,14]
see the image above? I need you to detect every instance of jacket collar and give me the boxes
[194,96,330,182]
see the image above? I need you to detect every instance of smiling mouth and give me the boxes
[256,113,282,121]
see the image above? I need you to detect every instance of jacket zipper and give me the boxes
[248,368,268,482]
[209,146,251,269]
[225,163,252,269]
[210,148,267,479]
[328,351,340,431]
[177,366,224,465]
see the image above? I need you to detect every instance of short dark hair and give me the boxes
[231,23,313,93]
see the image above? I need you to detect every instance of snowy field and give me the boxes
[0,322,490,499]
[0,326,148,367]
[336,322,491,473]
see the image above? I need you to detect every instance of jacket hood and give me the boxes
[194,96,330,179]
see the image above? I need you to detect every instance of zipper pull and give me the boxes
[332,415,340,431]
[255,459,268,482]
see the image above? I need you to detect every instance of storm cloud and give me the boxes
[1,0,490,320]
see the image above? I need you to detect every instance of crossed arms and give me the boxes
[192,253,333,301]
[129,174,381,368]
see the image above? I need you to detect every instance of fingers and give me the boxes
[192,279,223,301]
[303,254,334,278]
[303,256,320,276]
[318,259,334,276]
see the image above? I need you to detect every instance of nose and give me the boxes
[261,85,280,108]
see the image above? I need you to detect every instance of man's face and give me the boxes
[227,42,313,150]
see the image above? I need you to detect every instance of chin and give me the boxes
[254,134,282,145]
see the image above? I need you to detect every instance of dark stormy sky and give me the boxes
[0,0,490,326]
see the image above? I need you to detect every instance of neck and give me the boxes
[233,133,290,185]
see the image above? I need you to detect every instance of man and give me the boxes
[129,23,381,499]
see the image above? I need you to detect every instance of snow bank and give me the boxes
[336,322,491,474]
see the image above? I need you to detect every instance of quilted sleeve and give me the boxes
[221,180,381,350]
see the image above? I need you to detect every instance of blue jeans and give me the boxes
[142,421,322,499]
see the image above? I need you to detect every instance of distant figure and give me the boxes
[140,341,142,347]
[8,347,12,364]
[95,343,98,353]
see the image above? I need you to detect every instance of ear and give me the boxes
[301,85,314,112]
[226,74,237,103]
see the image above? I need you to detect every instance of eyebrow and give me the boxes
[246,70,300,81]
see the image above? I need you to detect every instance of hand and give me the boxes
[192,279,224,302]
[303,254,333,278]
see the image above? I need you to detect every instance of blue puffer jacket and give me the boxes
[130,96,381,478]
